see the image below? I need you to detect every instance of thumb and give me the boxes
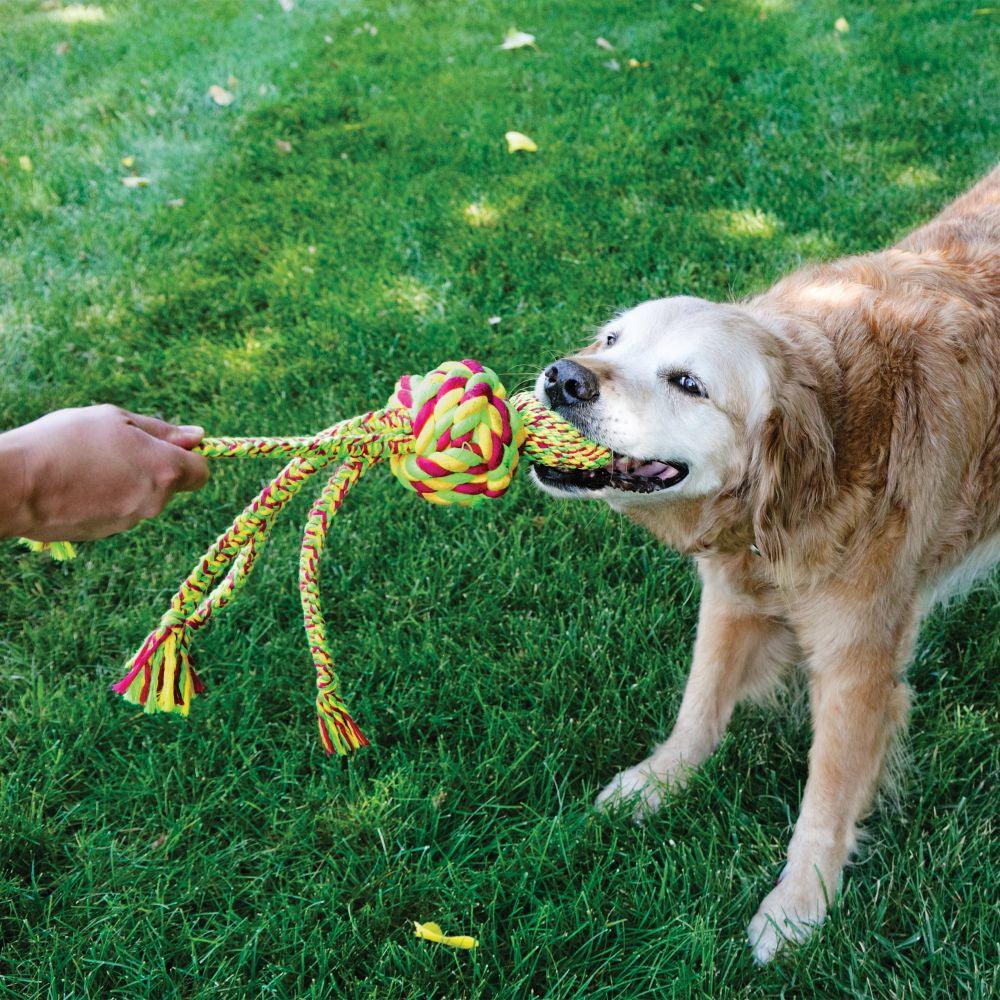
[170,424,206,449]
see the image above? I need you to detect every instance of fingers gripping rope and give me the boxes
[30,360,611,755]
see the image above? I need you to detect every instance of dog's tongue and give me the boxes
[613,457,678,479]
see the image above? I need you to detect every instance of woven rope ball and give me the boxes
[388,359,527,506]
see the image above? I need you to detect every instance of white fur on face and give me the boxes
[533,297,776,509]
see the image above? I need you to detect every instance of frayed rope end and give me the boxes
[317,705,369,756]
[20,539,77,561]
[113,624,204,716]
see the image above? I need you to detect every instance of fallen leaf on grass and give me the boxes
[487,315,501,326]
[627,57,651,68]
[18,155,33,172]
[208,84,235,106]
[834,16,850,33]
[596,36,614,51]
[121,155,135,168]
[121,175,150,188]
[55,40,71,56]
[413,921,478,950]
[166,198,185,208]
[275,138,293,154]
[604,59,621,71]
[500,28,536,50]
[504,130,537,153]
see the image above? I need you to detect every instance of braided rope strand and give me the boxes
[299,453,380,755]
[512,395,611,470]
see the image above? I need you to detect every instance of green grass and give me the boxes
[1,0,998,995]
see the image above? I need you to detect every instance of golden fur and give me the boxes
[535,164,1000,961]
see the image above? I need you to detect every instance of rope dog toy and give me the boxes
[28,360,610,755]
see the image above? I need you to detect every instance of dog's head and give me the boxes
[533,296,837,557]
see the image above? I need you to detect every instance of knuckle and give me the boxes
[154,466,182,492]
[193,458,210,487]
[137,494,167,520]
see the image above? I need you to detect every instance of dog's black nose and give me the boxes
[543,359,599,407]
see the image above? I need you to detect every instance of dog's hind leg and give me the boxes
[595,557,795,820]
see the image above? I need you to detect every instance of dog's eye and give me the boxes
[604,331,619,348]
[667,372,707,398]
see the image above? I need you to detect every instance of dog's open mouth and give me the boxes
[533,455,689,494]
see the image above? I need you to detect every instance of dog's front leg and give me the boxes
[596,559,794,820]
[748,611,914,963]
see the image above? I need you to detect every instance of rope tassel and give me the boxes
[113,614,203,714]
[26,360,611,756]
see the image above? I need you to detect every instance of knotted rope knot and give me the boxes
[387,359,526,506]
[28,358,612,757]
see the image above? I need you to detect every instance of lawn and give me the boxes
[1,0,998,996]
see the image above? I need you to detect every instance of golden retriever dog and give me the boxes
[533,164,1000,962]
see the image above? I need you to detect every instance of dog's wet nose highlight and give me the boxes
[543,359,599,407]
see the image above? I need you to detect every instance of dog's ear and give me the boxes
[748,350,837,562]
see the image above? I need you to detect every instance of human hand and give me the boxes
[0,405,210,542]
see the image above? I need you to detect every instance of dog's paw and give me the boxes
[747,871,828,964]
[594,762,668,822]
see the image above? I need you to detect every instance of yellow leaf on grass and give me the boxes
[413,921,478,950]
[121,155,135,168]
[208,84,235,106]
[627,57,651,69]
[504,130,537,153]
[499,28,536,50]
[18,155,33,172]
[834,16,850,33]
